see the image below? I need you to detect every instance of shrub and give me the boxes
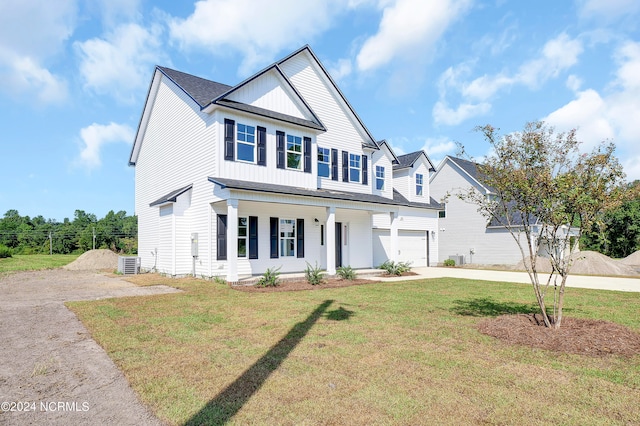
[257,266,281,287]
[0,244,12,258]
[336,265,357,280]
[443,259,456,267]
[305,262,325,285]
[212,275,227,285]
[379,260,412,276]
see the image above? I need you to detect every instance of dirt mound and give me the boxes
[479,314,640,357]
[63,249,119,271]
[515,250,638,276]
[620,250,640,266]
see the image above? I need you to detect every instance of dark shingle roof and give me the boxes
[394,152,423,170]
[158,66,231,108]
[448,156,481,182]
[208,177,442,210]
[215,99,325,131]
[149,184,192,207]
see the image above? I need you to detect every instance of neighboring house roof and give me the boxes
[432,156,494,194]
[149,184,193,207]
[208,177,442,210]
[393,151,436,171]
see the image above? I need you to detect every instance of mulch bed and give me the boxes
[478,314,640,357]
[232,277,381,292]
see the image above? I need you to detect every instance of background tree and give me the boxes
[456,121,629,329]
[581,181,640,258]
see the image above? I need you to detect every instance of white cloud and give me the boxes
[577,0,640,22]
[432,100,491,126]
[623,156,640,181]
[434,33,583,125]
[356,0,472,72]
[0,0,75,103]
[544,41,640,178]
[76,122,135,170]
[566,74,583,92]
[327,58,353,81]
[169,0,350,75]
[75,23,166,103]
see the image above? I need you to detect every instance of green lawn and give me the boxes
[68,276,640,425]
[0,254,78,273]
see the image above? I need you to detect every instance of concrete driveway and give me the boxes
[399,266,640,292]
[0,269,180,426]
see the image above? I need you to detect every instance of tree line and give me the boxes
[0,209,137,255]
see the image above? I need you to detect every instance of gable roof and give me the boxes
[157,66,231,108]
[431,156,494,194]
[393,151,436,171]
[208,177,442,210]
[278,45,379,150]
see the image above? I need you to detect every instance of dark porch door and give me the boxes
[335,222,342,268]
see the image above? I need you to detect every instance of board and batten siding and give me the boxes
[430,159,524,265]
[214,110,317,190]
[135,74,217,274]
[280,51,374,195]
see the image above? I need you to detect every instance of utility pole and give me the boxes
[49,231,52,255]
[92,227,96,250]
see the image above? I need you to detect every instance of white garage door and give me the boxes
[398,230,427,267]
[373,229,428,267]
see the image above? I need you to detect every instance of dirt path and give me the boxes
[0,269,180,425]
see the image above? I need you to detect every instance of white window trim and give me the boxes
[375,165,385,190]
[236,123,256,163]
[416,173,424,196]
[279,218,296,257]
[238,216,248,258]
[349,153,361,183]
[318,147,330,178]
[286,134,302,170]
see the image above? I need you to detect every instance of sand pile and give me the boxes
[63,249,119,271]
[620,250,640,266]
[515,250,638,276]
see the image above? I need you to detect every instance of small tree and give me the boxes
[457,121,628,328]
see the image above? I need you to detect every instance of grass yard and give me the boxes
[0,254,78,273]
[68,276,640,425]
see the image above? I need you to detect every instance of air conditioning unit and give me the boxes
[118,256,140,275]
[448,255,465,266]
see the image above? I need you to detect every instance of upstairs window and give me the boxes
[349,154,361,183]
[287,135,302,170]
[416,173,423,196]
[318,147,330,177]
[236,124,255,162]
[375,166,385,190]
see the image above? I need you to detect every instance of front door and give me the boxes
[335,222,342,267]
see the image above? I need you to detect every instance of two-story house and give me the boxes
[129,45,441,281]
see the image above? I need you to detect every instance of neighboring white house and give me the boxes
[129,45,441,281]
[430,156,578,265]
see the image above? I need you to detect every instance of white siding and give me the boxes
[430,159,524,265]
[280,51,373,195]
[135,75,217,274]
[371,148,393,199]
[227,70,306,119]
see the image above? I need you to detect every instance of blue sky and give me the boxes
[1,0,639,221]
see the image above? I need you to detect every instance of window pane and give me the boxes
[238,239,247,257]
[318,163,330,177]
[350,168,360,182]
[376,178,384,190]
[287,153,301,169]
[237,142,254,162]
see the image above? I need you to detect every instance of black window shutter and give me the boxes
[276,131,285,169]
[270,217,279,258]
[362,155,368,185]
[216,214,227,260]
[303,137,312,173]
[331,148,338,181]
[257,127,266,166]
[296,218,304,258]
[342,151,349,182]
[249,216,258,259]
[224,119,235,161]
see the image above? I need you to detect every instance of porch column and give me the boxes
[326,206,336,275]
[227,199,239,282]
[390,211,399,262]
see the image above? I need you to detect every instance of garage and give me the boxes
[372,229,428,268]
